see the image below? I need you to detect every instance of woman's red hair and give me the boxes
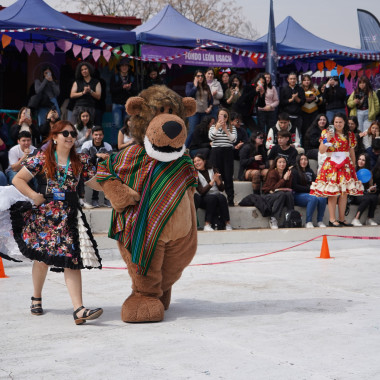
[43,120,82,180]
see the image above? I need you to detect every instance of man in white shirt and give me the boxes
[6,131,36,185]
[81,126,113,207]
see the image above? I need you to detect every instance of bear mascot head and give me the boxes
[92,85,198,323]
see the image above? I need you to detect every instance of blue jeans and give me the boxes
[293,192,327,223]
[37,98,61,127]
[0,171,7,186]
[112,103,126,129]
[6,169,38,190]
[326,108,346,124]
[186,112,206,147]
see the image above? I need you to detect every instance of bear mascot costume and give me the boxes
[91,85,198,323]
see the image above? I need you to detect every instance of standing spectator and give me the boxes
[193,154,232,231]
[301,74,322,141]
[257,72,279,134]
[205,68,223,118]
[291,154,327,228]
[362,121,380,151]
[350,153,379,226]
[30,65,60,128]
[310,113,364,226]
[304,114,328,160]
[224,74,243,111]
[93,69,107,127]
[239,131,268,194]
[81,126,113,208]
[348,116,365,155]
[219,70,230,108]
[317,81,327,114]
[185,70,213,147]
[110,58,136,130]
[279,72,306,136]
[323,76,347,123]
[117,115,134,151]
[267,130,298,167]
[208,108,237,206]
[5,131,36,185]
[231,112,249,160]
[262,156,294,229]
[266,112,303,154]
[143,65,164,89]
[189,115,215,159]
[70,62,101,124]
[347,76,379,133]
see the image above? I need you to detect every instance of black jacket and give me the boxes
[323,85,347,110]
[280,84,306,116]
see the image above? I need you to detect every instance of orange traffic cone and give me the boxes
[0,257,9,278]
[317,235,334,259]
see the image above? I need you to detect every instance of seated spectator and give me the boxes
[117,115,134,151]
[5,131,36,185]
[266,112,303,155]
[81,126,113,208]
[143,65,164,89]
[291,154,327,228]
[193,154,232,231]
[205,68,223,118]
[74,109,93,153]
[367,138,380,169]
[267,130,298,167]
[238,131,268,194]
[261,156,294,229]
[10,107,39,146]
[350,153,379,226]
[0,126,8,172]
[304,114,328,160]
[231,112,249,161]
[362,121,380,151]
[39,106,60,144]
[0,170,7,186]
[348,116,365,155]
[189,115,215,159]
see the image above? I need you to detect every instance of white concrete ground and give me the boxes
[1,237,380,380]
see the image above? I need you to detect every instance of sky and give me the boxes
[0,0,379,49]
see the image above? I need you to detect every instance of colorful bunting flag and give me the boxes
[34,43,43,56]
[82,47,91,59]
[45,42,55,55]
[103,50,111,61]
[92,50,101,62]
[1,34,12,48]
[15,39,24,53]
[24,42,34,55]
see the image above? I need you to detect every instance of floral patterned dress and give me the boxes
[5,150,102,271]
[310,129,364,197]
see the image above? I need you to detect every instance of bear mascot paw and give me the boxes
[91,85,198,323]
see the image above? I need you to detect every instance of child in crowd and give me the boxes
[266,112,303,154]
[267,130,298,167]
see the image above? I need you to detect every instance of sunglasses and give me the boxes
[58,130,78,138]
[196,74,204,78]
[256,136,264,139]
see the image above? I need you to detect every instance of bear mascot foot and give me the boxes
[121,293,165,323]
[160,287,172,310]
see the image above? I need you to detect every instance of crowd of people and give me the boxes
[1,63,380,231]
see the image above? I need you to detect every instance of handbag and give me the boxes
[27,92,43,109]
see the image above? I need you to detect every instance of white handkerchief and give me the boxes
[330,152,346,165]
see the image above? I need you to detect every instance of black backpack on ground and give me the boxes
[283,210,302,228]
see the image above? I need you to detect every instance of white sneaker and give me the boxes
[203,224,214,232]
[269,217,278,229]
[305,222,314,228]
[367,218,378,226]
[82,201,94,209]
[225,223,233,231]
[351,218,362,227]
[317,221,326,228]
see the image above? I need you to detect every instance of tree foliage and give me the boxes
[73,0,258,40]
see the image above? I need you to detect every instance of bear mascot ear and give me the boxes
[182,97,197,118]
[126,97,145,116]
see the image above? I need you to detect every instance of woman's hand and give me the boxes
[205,106,212,114]
[32,193,46,206]
[85,129,92,138]
[283,169,291,181]
[213,172,222,185]
[254,154,262,161]
[193,78,198,87]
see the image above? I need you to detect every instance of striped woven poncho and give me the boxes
[96,144,197,275]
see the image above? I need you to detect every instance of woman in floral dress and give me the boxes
[310,113,364,227]
[4,120,103,325]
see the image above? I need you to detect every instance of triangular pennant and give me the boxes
[1,34,12,48]
[295,61,302,72]
[317,61,324,72]
[82,47,91,60]
[309,63,317,73]
[15,39,24,53]
[24,42,34,55]
[34,43,44,57]
[92,49,101,62]
[250,56,258,64]
[45,42,55,55]
[344,68,350,78]
[336,65,343,75]
[72,44,82,57]
[167,63,172,69]
[63,41,73,53]
[122,44,134,55]
[358,69,364,77]
[324,60,336,71]
[365,69,372,78]
[351,70,357,79]
[56,39,66,51]
[102,49,111,62]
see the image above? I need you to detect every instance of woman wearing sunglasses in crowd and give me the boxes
[1,120,103,325]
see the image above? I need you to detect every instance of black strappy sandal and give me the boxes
[73,306,103,325]
[30,297,43,316]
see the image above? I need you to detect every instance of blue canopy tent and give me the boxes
[0,0,136,46]
[133,4,260,50]
[255,16,378,62]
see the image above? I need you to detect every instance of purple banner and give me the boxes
[141,44,262,68]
